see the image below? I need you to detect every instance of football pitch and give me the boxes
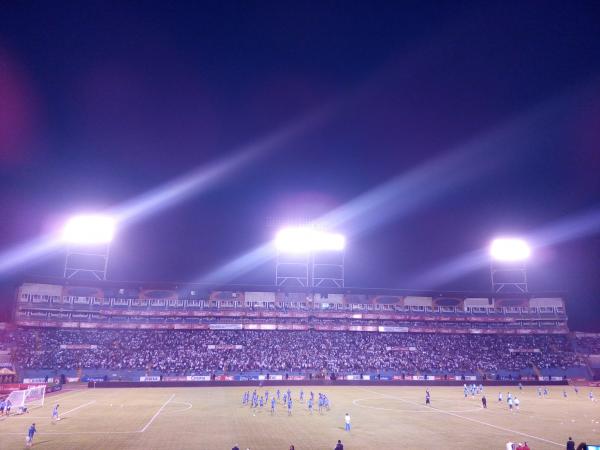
[1,385,599,449]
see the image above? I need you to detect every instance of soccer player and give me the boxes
[287,397,292,416]
[543,387,548,397]
[265,391,269,402]
[563,389,568,398]
[0,398,5,416]
[26,423,36,448]
[518,382,523,390]
[508,397,514,412]
[537,387,542,397]
[574,386,579,394]
[464,386,468,399]
[481,395,487,409]
[425,389,431,406]
[514,397,520,410]
[344,413,351,432]
[5,398,11,416]
[589,391,595,401]
[259,396,264,408]
[308,397,313,415]
[52,404,60,422]
[335,440,344,450]
[271,397,276,415]
[277,389,280,401]
[498,392,503,402]
[299,389,304,402]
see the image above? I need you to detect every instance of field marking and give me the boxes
[360,389,562,447]
[352,396,483,413]
[163,401,193,415]
[139,393,175,432]
[1,400,97,420]
[0,430,139,436]
[61,400,96,417]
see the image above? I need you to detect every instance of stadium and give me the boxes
[1,230,600,450]
[2,2,600,450]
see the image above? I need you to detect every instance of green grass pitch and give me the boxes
[1,385,599,449]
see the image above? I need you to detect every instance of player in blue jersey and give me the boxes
[287,397,293,416]
[259,396,264,408]
[299,389,304,402]
[308,397,313,415]
[52,404,60,422]
[270,396,276,414]
[277,389,281,401]
[425,389,431,406]
[543,387,549,397]
[589,391,595,401]
[283,393,287,405]
[537,387,542,397]
[265,391,269,402]
[26,423,36,447]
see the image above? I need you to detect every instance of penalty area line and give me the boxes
[139,394,175,433]
[360,389,562,447]
[62,400,97,417]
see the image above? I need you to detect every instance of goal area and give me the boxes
[6,385,46,412]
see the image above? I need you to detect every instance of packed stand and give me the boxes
[5,328,585,375]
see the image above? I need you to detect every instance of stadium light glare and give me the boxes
[62,214,116,245]
[275,227,345,253]
[489,238,531,262]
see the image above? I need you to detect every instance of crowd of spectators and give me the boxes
[575,336,600,355]
[3,328,585,375]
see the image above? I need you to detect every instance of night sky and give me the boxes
[1,2,599,328]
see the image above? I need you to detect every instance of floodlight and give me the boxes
[275,227,345,253]
[62,214,115,245]
[489,238,531,262]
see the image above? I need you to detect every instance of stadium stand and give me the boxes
[4,279,591,382]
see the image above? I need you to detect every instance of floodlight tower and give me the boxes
[274,227,346,287]
[62,214,115,280]
[489,237,531,293]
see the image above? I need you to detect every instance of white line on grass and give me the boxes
[360,388,562,447]
[61,400,96,416]
[2,400,96,420]
[162,401,192,415]
[352,396,482,413]
[139,393,175,432]
[0,430,139,436]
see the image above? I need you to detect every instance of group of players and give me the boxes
[456,383,597,413]
[242,388,331,416]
